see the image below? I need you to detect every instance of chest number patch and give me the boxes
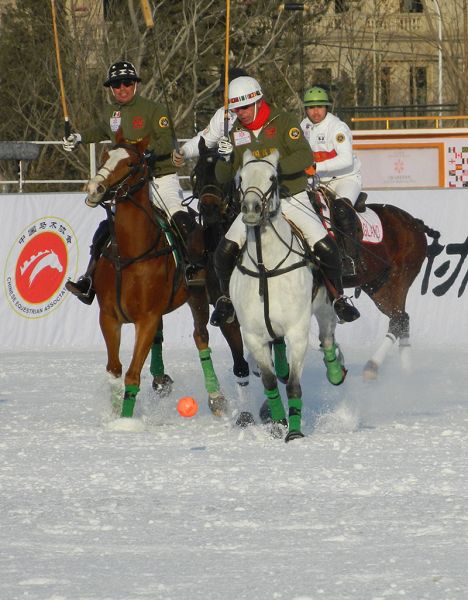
[336,133,345,143]
[288,127,301,140]
[159,116,169,128]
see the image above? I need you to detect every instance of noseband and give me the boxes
[239,159,280,224]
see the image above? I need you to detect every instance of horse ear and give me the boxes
[199,136,207,153]
[136,135,150,154]
[115,128,124,144]
[243,149,253,165]
[268,149,280,167]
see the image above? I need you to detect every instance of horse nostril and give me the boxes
[241,205,247,214]
[97,183,106,195]
[255,204,261,213]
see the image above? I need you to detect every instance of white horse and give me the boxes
[230,150,342,442]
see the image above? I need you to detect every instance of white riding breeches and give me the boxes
[150,173,186,217]
[320,173,362,205]
[225,190,328,250]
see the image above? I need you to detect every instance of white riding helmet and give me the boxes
[228,76,263,109]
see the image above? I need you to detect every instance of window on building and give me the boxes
[380,67,391,106]
[409,66,427,106]
[400,0,423,13]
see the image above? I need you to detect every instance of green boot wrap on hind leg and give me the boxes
[199,347,220,394]
[265,387,286,422]
[323,343,346,386]
[121,384,140,418]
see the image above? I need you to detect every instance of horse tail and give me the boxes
[413,217,440,240]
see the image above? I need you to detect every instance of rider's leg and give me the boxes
[313,236,360,323]
[282,192,359,323]
[210,238,240,327]
[332,197,360,276]
[151,174,205,287]
[65,219,109,304]
[171,210,206,286]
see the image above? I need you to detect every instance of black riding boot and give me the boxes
[65,220,110,305]
[313,236,360,323]
[210,238,240,327]
[333,198,360,277]
[172,211,206,287]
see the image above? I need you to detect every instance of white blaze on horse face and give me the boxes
[86,147,130,200]
[240,150,280,225]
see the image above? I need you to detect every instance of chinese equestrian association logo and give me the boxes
[4,217,78,318]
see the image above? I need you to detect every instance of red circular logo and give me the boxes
[15,232,67,303]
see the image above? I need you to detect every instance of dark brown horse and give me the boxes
[190,138,253,384]
[314,186,440,378]
[86,132,226,420]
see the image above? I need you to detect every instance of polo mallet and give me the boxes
[50,0,71,138]
[223,0,231,137]
[140,0,180,152]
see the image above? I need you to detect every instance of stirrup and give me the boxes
[333,295,360,323]
[185,265,206,287]
[210,295,235,327]
[65,276,95,305]
[341,255,357,277]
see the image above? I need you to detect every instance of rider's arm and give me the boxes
[180,107,235,159]
[278,114,314,175]
[315,125,354,175]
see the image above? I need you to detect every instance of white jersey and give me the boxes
[180,107,238,159]
[300,112,361,181]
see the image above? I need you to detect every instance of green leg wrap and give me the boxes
[273,338,289,380]
[288,397,302,432]
[323,343,344,385]
[265,387,286,422]
[121,384,140,418]
[150,336,164,378]
[199,348,220,394]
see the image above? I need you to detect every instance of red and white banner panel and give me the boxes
[0,190,466,351]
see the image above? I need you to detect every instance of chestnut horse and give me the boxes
[85,133,226,420]
[313,185,440,379]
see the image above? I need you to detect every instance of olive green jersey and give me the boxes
[215,106,312,196]
[81,95,175,177]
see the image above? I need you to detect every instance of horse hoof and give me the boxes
[285,430,305,443]
[328,366,348,386]
[269,419,288,439]
[152,374,174,397]
[208,393,229,417]
[236,411,255,428]
[363,361,379,381]
[259,400,272,424]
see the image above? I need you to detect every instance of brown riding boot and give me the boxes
[172,211,206,287]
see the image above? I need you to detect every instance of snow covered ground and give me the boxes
[1,341,467,600]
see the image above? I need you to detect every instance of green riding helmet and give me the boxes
[303,86,332,107]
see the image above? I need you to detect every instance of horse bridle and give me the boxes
[238,159,280,225]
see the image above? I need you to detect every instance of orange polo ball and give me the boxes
[177,396,199,418]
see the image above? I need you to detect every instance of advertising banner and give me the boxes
[0,190,466,351]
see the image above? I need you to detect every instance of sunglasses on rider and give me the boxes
[110,79,135,89]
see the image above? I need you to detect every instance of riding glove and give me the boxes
[172,149,185,167]
[62,133,81,152]
[218,136,233,162]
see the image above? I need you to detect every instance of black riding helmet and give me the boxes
[104,61,142,87]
